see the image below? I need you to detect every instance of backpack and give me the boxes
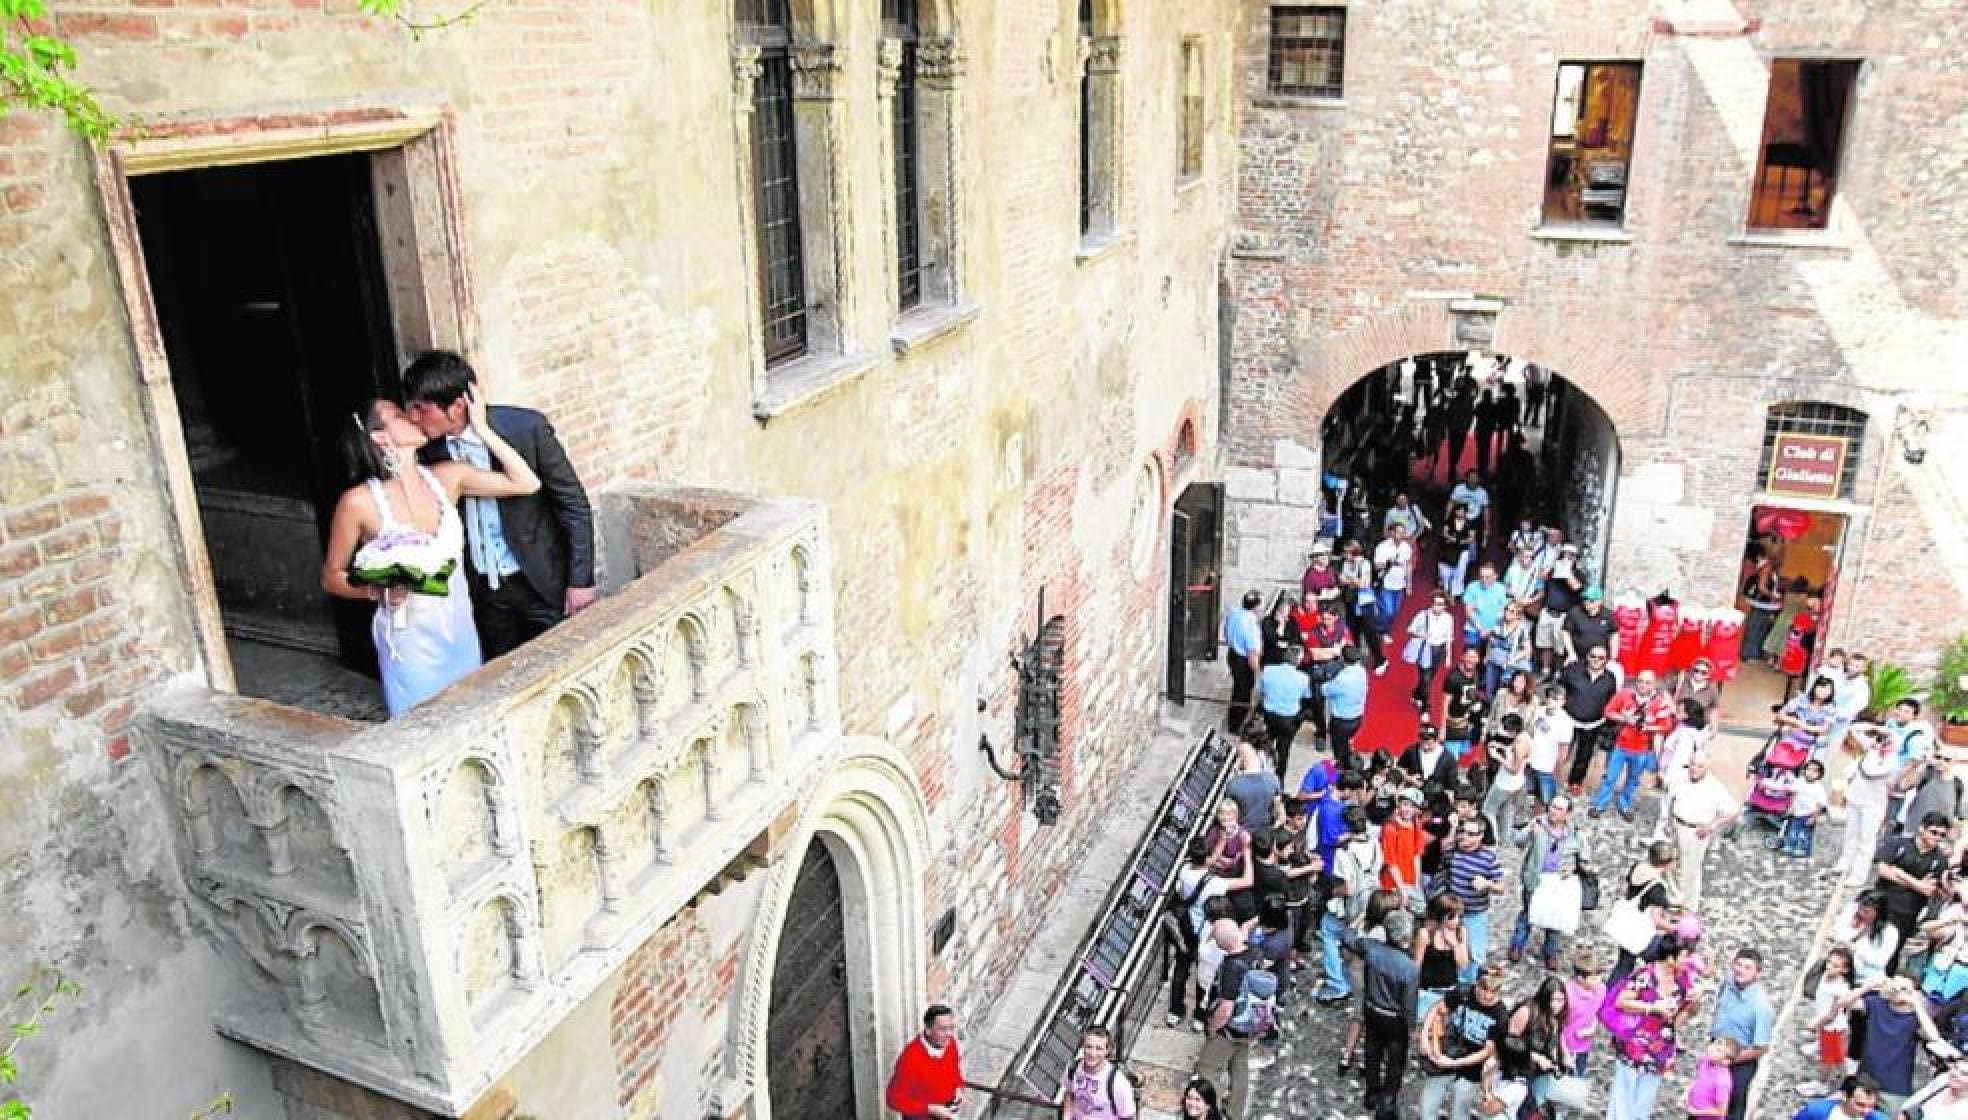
[1225,965,1279,1036]
[1162,872,1212,948]
[1100,1062,1143,1117]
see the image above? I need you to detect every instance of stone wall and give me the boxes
[1222,0,1968,672]
[0,0,1238,1116]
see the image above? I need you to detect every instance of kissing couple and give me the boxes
[319,350,597,717]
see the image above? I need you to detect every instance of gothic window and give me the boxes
[739,1,807,365]
[881,0,967,332]
[1079,0,1096,235]
[1179,38,1204,181]
[1076,0,1121,244]
[733,0,853,390]
[885,0,923,312]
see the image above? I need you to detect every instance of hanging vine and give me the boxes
[0,0,113,142]
[0,0,488,145]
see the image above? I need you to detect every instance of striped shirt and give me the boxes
[1447,847,1503,912]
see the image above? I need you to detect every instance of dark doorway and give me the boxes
[1166,482,1223,703]
[767,842,860,1119]
[131,154,401,705]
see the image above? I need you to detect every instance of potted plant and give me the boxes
[1868,661,1917,715]
[1933,634,1968,747]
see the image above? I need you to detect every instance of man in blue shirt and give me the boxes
[1711,948,1775,1120]
[1222,591,1263,733]
[1299,766,1348,879]
[1258,648,1314,781]
[1790,1076,1886,1120]
[1321,647,1369,772]
[1459,563,1509,653]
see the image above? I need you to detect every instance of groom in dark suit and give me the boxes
[403,350,596,659]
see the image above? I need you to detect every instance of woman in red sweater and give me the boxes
[886,1004,966,1119]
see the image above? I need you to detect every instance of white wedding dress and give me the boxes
[366,466,482,716]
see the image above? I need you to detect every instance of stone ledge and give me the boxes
[889,300,981,356]
[1229,244,1285,261]
[1074,228,1135,266]
[752,348,884,422]
[1251,94,1346,111]
[1528,224,1635,245]
[1725,230,1853,253]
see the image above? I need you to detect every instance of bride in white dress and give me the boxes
[320,391,539,716]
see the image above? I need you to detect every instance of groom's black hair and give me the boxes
[402,350,478,408]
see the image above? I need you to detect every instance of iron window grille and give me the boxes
[886,0,923,312]
[740,0,808,365]
[1078,0,1095,236]
[1759,401,1867,499]
[1268,6,1345,99]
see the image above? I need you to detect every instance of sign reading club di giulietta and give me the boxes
[1766,433,1849,500]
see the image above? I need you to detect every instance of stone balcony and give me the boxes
[142,487,842,1115]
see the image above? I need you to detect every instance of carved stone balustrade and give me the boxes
[143,488,841,1114]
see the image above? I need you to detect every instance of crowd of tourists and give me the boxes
[879,358,1966,1120]
[1160,478,1966,1120]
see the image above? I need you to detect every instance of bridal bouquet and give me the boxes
[350,530,457,631]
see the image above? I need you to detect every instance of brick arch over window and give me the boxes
[1292,303,1657,436]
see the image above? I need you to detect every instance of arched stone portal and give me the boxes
[730,738,930,1120]
[1227,349,1622,600]
[1290,301,1656,436]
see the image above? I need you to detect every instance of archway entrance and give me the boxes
[766,842,859,1119]
[1302,352,1621,759]
[1318,352,1620,582]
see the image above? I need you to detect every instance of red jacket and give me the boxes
[886,1035,964,1118]
[1604,688,1675,753]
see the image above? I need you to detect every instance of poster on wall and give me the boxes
[1765,433,1848,500]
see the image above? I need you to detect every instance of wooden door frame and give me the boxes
[93,102,478,691]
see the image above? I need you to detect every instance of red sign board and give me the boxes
[1766,433,1849,500]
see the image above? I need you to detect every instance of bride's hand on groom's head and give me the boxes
[464,387,490,434]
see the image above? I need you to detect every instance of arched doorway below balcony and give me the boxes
[765,841,859,1118]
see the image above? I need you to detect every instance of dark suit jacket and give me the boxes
[423,405,594,603]
[1397,743,1460,791]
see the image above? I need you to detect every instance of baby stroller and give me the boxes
[1738,728,1811,844]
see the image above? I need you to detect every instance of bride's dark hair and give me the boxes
[340,400,395,485]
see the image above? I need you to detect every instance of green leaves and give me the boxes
[1,967,80,1120]
[0,4,116,144]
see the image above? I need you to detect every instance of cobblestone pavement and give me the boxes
[1226,781,1847,1120]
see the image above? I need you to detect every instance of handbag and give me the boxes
[1543,1075,1593,1110]
[1401,636,1426,666]
[1602,893,1657,956]
[1577,868,1602,911]
[1528,875,1584,935]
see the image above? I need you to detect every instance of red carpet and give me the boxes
[1350,432,1498,758]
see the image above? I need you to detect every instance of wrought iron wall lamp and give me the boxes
[977,589,1066,825]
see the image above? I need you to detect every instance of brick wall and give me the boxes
[1223,0,1968,671]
